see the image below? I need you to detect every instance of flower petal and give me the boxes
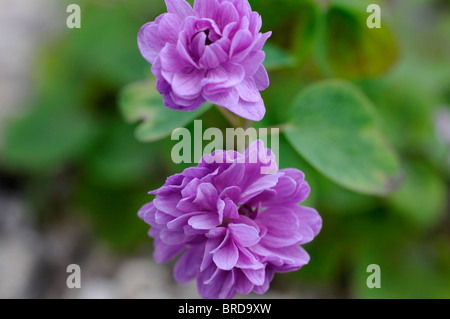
[215,1,239,30]
[258,207,303,248]
[236,77,261,103]
[174,245,203,284]
[138,21,165,64]
[172,66,204,97]
[199,43,228,69]
[224,96,266,121]
[212,232,239,270]
[228,223,261,247]
[188,213,220,230]
[242,267,265,286]
[165,0,194,19]
[194,0,220,19]
[253,65,269,91]
[230,29,254,61]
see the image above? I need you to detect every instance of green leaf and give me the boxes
[84,122,158,188]
[388,161,446,228]
[351,238,450,298]
[119,79,212,142]
[316,1,399,79]
[2,104,97,171]
[284,80,401,195]
[263,42,297,71]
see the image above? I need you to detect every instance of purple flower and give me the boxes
[138,0,271,121]
[139,140,322,299]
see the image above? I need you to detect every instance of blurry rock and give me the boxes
[0,237,38,298]
[116,258,173,299]
[0,195,40,298]
[0,0,60,145]
[75,278,120,299]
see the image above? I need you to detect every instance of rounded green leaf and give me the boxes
[2,104,97,171]
[119,79,212,142]
[284,80,401,195]
[388,161,446,228]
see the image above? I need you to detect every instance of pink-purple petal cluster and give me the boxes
[138,0,271,121]
[139,141,322,299]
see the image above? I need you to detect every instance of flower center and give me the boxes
[204,30,213,46]
[238,204,256,218]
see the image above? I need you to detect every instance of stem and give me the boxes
[243,119,253,130]
[216,105,241,128]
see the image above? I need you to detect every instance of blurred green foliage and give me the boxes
[1,0,449,298]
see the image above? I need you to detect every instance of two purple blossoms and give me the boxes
[137,0,322,299]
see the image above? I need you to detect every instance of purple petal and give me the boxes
[220,198,240,219]
[253,65,269,91]
[254,31,272,51]
[214,162,245,191]
[159,43,184,80]
[194,0,220,19]
[158,13,182,43]
[224,96,266,121]
[165,0,194,19]
[242,50,265,76]
[233,270,254,295]
[203,87,240,110]
[153,195,183,217]
[155,209,173,225]
[212,232,239,270]
[166,212,198,230]
[169,91,205,110]
[138,202,154,220]
[253,269,274,294]
[258,207,303,248]
[228,0,252,19]
[174,245,203,284]
[192,182,219,210]
[172,66,204,97]
[215,1,239,29]
[229,29,254,61]
[138,21,165,64]
[188,213,220,230]
[249,12,262,36]
[153,239,185,263]
[219,186,242,203]
[201,228,227,271]
[242,267,265,286]
[202,62,245,90]
[177,31,200,68]
[292,206,322,244]
[236,77,261,103]
[235,246,264,270]
[199,43,228,69]
[160,228,189,245]
[191,32,207,59]
[228,223,261,247]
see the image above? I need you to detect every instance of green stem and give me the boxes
[216,105,242,128]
